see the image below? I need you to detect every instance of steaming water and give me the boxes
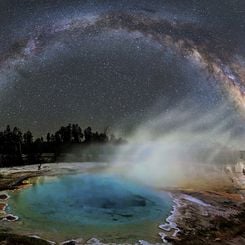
[7,172,172,243]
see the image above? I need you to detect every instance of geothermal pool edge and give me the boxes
[0,162,244,244]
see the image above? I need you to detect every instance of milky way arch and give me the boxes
[0,10,245,119]
[0,9,245,112]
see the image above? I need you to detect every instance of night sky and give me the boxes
[0,0,244,136]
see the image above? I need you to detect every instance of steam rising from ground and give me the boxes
[107,104,244,190]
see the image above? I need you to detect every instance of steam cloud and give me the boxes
[106,103,244,191]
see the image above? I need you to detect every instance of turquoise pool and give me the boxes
[7,173,172,243]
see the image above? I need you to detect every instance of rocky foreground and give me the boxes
[0,163,245,245]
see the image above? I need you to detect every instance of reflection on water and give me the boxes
[7,173,172,243]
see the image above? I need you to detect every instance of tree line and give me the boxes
[0,124,125,167]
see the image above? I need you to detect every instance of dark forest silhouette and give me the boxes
[0,124,125,167]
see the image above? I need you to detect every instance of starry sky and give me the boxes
[0,0,244,136]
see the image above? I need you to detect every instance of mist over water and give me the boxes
[107,103,245,190]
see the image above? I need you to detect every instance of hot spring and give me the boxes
[6,172,172,243]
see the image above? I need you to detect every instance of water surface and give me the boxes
[7,173,172,243]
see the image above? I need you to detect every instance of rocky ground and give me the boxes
[159,166,245,245]
[0,163,244,245]
[164,190,245,245]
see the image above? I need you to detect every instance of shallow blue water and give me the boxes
[8,173,172,242]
